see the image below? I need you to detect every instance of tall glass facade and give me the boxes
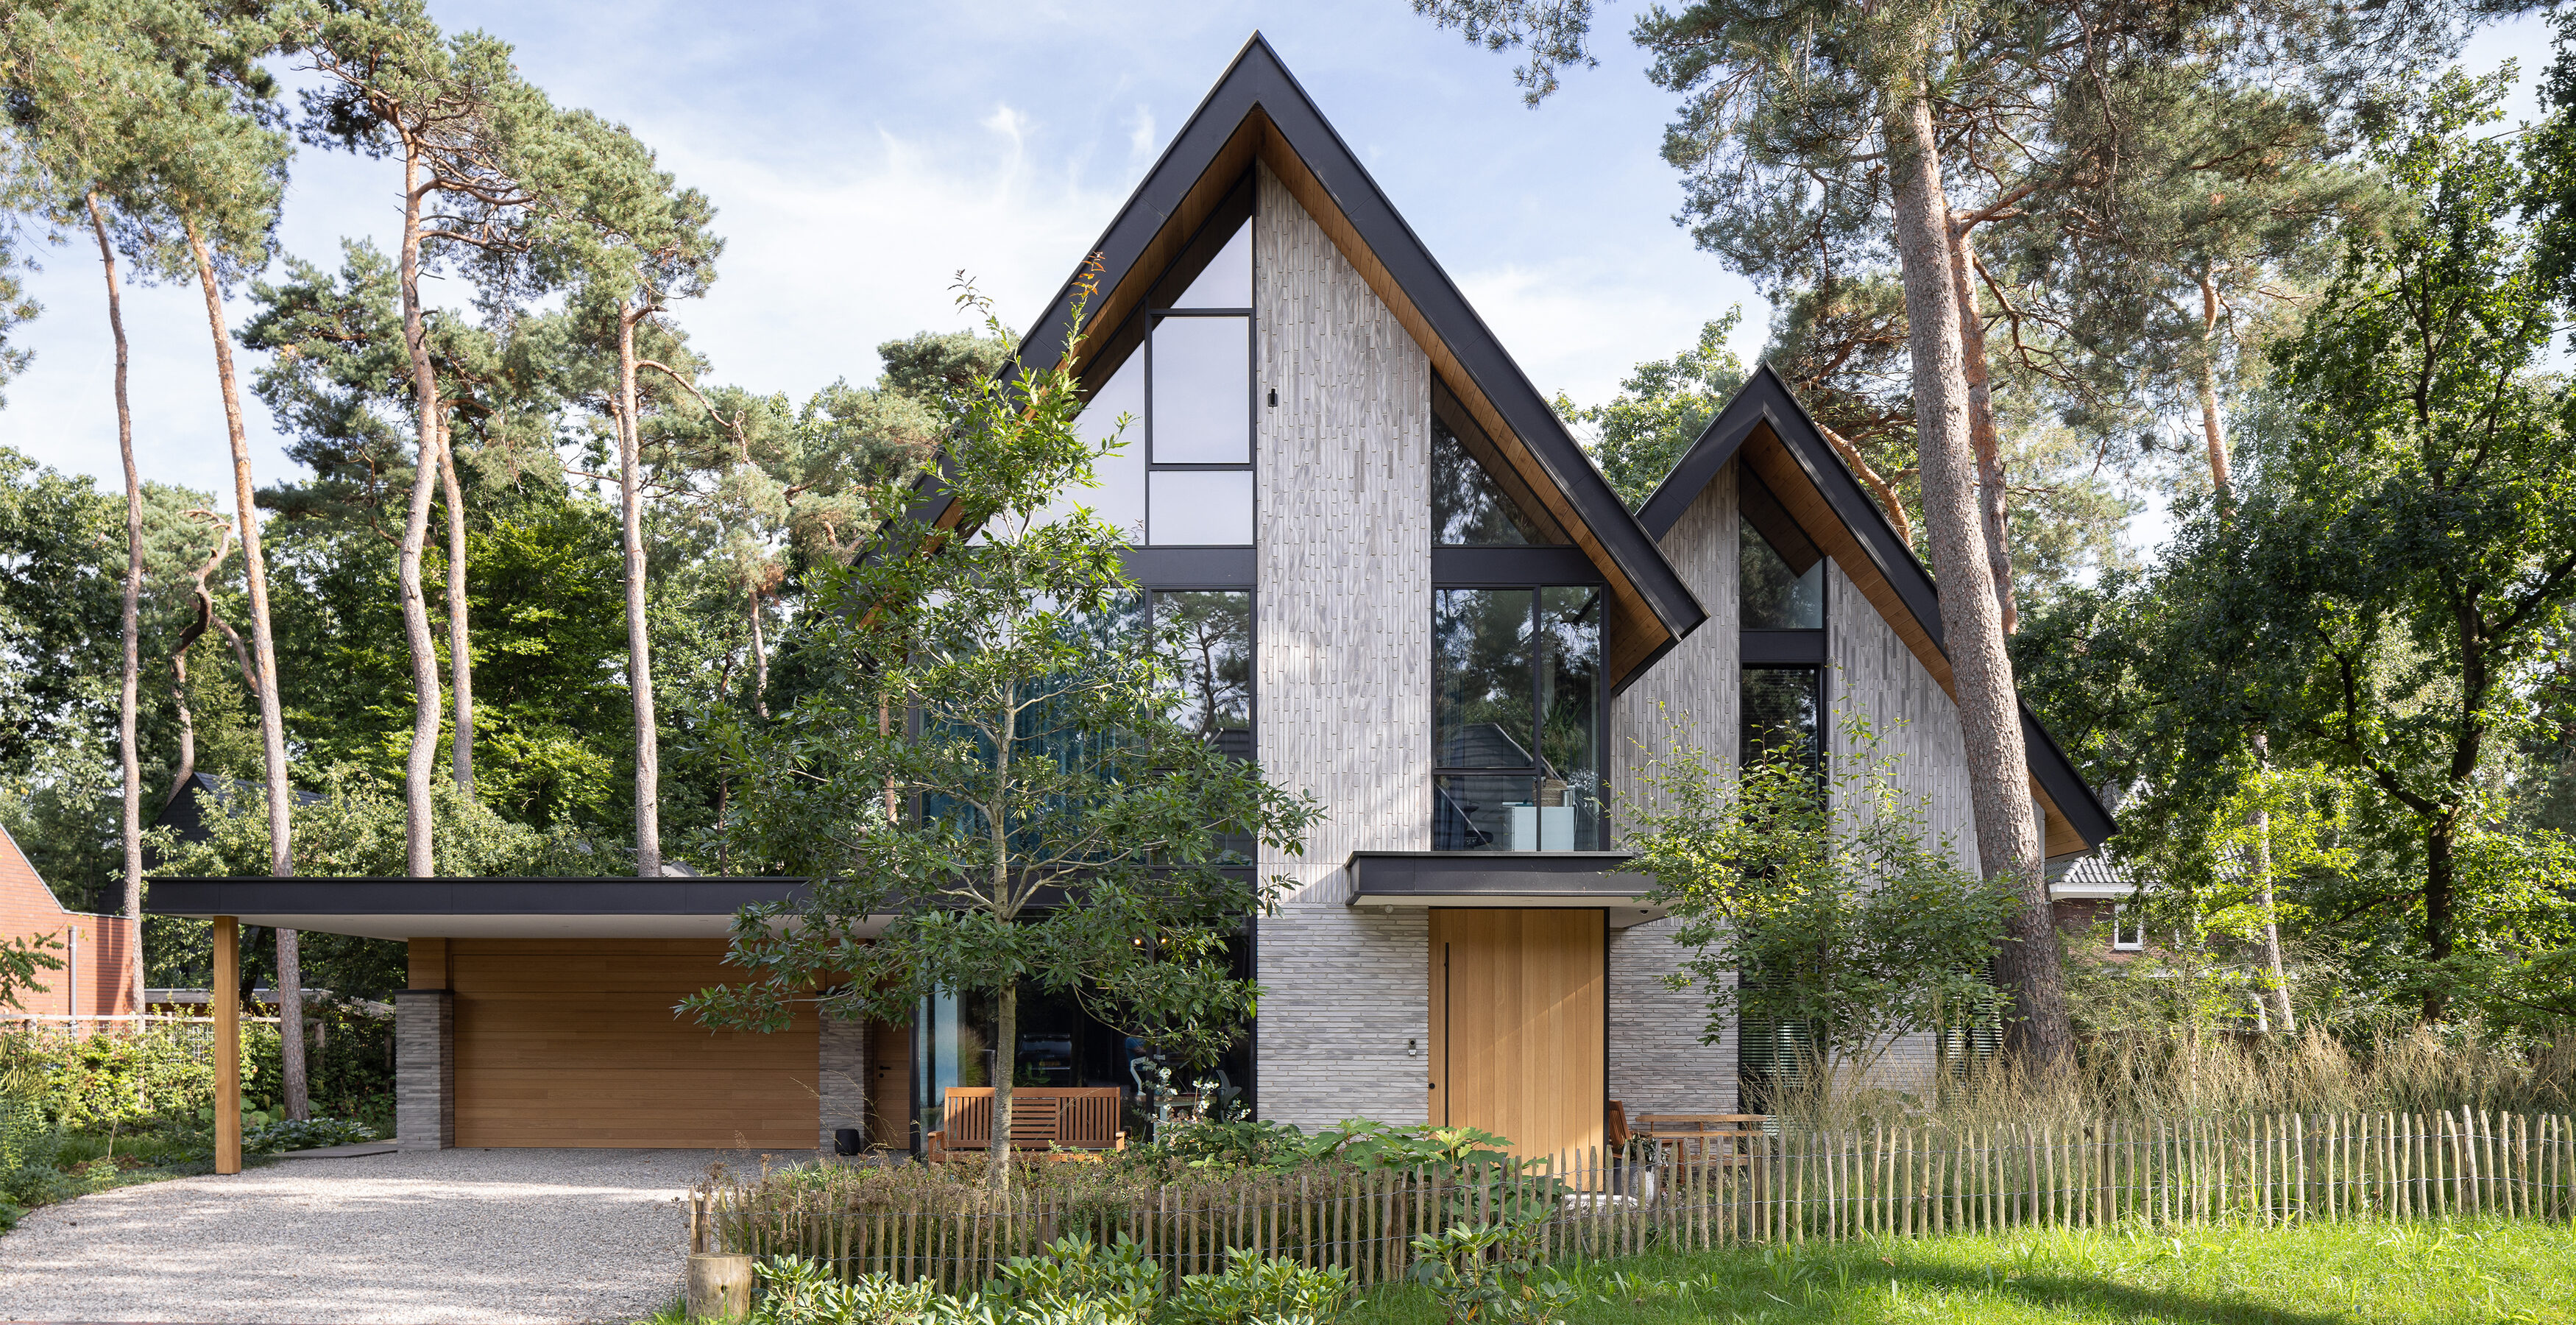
[1433,585,1603,849]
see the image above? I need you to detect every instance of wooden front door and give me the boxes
[1428,908,1604,1160]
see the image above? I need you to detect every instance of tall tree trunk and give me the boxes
[2250,735,2294,1032]
[986,721,1014,1190]
[617,308,662,876]
[163,523,236,819]
[441,425,473,794]
[990,978,1018,1189]
[392,149,443,880]
[93,197,146,1020]
[1885,80,2071,1072]
[2422,815,2456,1021]
[747,591,770,721]
[1947,219,2015,634]
[2194,288,2288,1029]
[2196,275,2234,506]
[186,216,305,1118]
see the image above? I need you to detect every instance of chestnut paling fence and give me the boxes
[688,1110,2576,1290]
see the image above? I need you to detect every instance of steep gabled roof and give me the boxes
[1638,364,2117,854]
[993,33,1706,688]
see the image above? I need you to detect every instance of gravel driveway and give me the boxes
[0,1148,732,1324]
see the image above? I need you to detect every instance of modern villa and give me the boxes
[149,36,2114,1163]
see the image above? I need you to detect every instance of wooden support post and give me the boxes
[214,915,241,1176]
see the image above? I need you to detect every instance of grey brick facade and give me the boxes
[1606,918,1736,1118]
[394,989,453,1151]
[1256,900,1429,1131]
[818,1011,869,1153]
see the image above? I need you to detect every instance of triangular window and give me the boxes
[1738,470,1823,629]
[1432,380,1565,545]
[1172,219,1250,309]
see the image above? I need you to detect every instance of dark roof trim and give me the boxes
[144,877,810,917]
[1344,850,1651,902]
[1636,364,2118,849]
[991,33,1701,646]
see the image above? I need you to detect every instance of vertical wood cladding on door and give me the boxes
[1827,559,1981,874]
[447,939,818,1148]
[1250,162,1433,1130]
[1430,908,1605,1161]
[1610,466,1738,820]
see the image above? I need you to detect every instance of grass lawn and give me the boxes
[1348,1218,2575,1325]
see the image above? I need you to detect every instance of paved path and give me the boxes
[0,1148,730,1324]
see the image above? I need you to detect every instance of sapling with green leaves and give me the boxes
[683,273,1318,1189]
[1624,707,2015,1095]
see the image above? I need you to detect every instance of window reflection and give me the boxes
[1050,352,1145,540]
[1157,590,1253,761]
[1433,587,1602,850]
[1739,472,1825,629]
[1741,665,1822,777]
[1433,418,1550,545]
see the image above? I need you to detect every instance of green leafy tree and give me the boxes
[683,283,1319,1188]
[2037,71,2576,1025]
[1554,310,1747,509]
[0,934,63,1011]
[1624,708,2014,1091]
[1416,0,2460,1070]
[543,107,722,877]
[292,0,573,879]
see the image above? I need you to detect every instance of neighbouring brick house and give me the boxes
[0,822,138,1026]
[152,35,2115,1159]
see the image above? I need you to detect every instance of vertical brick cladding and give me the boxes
[0,824,137,1021]
[1606,917,1736,1117]
[393,989,454,1150]
[1607,473,1738,1118]
[1250,162,1433,1130]
[818,1011,869,1153]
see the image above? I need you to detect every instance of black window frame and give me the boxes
[1431,581,1610,851]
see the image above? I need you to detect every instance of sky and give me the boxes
[2,2,2555,545]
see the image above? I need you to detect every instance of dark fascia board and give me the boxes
[1635,364,2118,849]
[144,876,812,917]
[1430,546,1605,586]
[1345,850,1652,902]
[977,34,1702,647]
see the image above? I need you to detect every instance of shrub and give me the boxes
[1407,1222,1576,1325]
[0,1022,277,1128]
[245,1116,379,1153]
[0,1161,77,1209]
[743,1234,1359,1325]
[1170,1248,1354,1325]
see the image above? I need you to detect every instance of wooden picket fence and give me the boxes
[688,1109,2576,1290]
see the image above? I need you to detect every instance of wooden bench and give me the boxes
[924,1087,1125,1160]
[1635,1112,1768,1167]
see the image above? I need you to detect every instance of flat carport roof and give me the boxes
[141,876,876,940]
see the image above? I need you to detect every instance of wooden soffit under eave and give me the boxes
[1738,423,2089,858]
[1064,116,1267,385]
[1249,117,1677,690]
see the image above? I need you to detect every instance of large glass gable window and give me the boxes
[1061,201,1256,547]
[1740,471,1823,629]
[1434,586,1602,849]
[1432,381,1567,545]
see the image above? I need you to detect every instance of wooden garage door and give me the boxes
[450,939,818,1148]
[1428,909,1604,1160]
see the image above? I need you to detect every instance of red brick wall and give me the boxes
[0,824,138,1021]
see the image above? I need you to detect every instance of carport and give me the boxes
[145,876,887,1167]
